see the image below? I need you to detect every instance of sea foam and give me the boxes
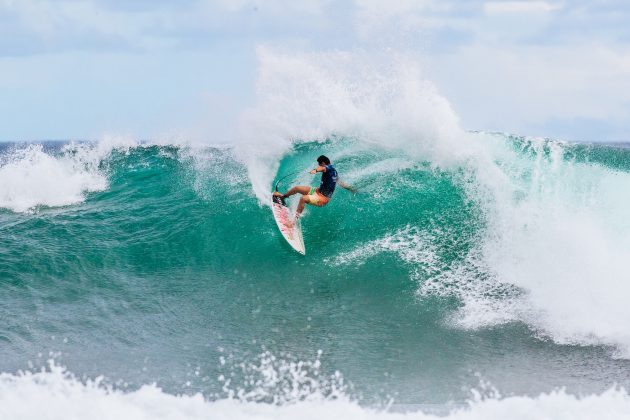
[1,363,629,420]
[0,136,137,213]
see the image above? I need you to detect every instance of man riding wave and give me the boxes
[273,155,354,227]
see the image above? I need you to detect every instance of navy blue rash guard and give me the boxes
[319,164,338,198]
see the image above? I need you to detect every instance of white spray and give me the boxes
[237,47,630,357]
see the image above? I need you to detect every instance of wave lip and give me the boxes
[0,143,106,213]
[0,136,141,213]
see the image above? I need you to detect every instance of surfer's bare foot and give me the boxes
[285,219,295,228]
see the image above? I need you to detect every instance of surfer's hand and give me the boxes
[309,169,317,175]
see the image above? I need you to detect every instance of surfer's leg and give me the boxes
[296,195,307,216]
[282,185,310,198]
[303,188,329,208]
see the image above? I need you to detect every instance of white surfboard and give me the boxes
[271,193,305,255]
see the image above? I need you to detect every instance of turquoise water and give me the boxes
[2,136,630,413]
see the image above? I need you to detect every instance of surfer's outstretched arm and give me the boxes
[339,180,357,193]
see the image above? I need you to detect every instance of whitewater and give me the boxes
[2,49,630,418]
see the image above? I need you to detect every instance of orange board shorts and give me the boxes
[305,187,330,207]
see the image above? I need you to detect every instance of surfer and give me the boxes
[273,155,354,227]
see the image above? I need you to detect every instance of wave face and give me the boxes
[1,135,630,416]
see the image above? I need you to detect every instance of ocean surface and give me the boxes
[2,50,630,419]
[1,133,630,419]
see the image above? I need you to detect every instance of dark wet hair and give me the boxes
[317,155,330,165]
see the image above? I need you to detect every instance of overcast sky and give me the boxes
[1,0,630,142]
